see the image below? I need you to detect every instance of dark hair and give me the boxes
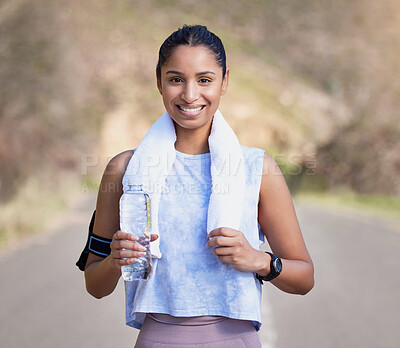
[156,25,226,80]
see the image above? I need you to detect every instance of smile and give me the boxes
[177,105,205,113]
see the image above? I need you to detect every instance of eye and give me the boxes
[170,77,183,83]
[199,78,212,84]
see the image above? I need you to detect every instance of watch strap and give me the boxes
[255,252,282,284]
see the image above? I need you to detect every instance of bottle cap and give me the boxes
[126,176,144,188]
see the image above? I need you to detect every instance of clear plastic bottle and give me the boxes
[119,182,151,281]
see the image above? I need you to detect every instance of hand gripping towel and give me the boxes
[121,109,245,259]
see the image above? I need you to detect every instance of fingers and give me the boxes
[111,238,146,252]
[113,248,147,259]
[207,227,241,239]
[110,230,150,267]
[206,228,245,249]
[207,234,245,258]
[112,230,146,249]
[110,247,146,267]
[114,230,139,242]
[206,228,256,272]
[112,255,138,267]
[113,230,158,245]
[111,248,146,262]
[207,236,241,248]
[213,246,237,256]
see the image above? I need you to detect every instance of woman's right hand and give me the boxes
[109,231,159,269]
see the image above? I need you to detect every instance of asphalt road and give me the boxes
[0,193,399,348]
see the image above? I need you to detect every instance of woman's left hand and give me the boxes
[206,227,267,273]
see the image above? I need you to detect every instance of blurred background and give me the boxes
[1,0,400,245]
[1,0,400,347]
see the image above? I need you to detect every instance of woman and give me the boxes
[83,25,314,347]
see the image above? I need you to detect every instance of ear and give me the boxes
[220,68,230,96]
[157,74,162,95]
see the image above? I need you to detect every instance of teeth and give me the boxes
[180,106,202,112]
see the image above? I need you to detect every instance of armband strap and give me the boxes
[88,234,112,257]
[75,210,112,271]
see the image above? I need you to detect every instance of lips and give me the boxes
[179,105,203,112]
[176,104,205,117]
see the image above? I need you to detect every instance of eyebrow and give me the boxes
[165,70,216,76]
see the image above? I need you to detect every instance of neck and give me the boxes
[174,123,211,155]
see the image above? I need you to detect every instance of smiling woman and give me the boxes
[79,24,314,348]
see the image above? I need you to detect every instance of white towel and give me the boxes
[122,109,245,258]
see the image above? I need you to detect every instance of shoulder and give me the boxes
[103,150,134,179]
[240,145,265,170]
[238,144,281,177]
[113,149,135,161]
[108,149,134,171]
[94,150,134,234]
[260,153,286,189]
[261,153,282,177]
[89,151,135,247]
[259,152,291,204]
[99,149,134,191]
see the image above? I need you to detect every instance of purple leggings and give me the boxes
[134,314,262,348]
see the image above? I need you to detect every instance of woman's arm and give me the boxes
[84,150,157,299]
[207,153,314,295]
[257,153,314,294]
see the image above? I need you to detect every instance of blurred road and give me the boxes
[262,202,400,348]
[0,193,399,348]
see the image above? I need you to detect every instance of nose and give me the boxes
[181,81,199,103]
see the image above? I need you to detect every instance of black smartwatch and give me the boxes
[255,252,282,284]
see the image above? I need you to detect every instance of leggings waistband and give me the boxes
[135,313,261,347]
[148,313,227,326]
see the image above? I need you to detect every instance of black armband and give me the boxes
[75,210,112,271]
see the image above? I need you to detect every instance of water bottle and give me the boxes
[119,181,152,281]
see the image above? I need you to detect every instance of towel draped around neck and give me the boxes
[121,109,245,258]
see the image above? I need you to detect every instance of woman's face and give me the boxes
[157,45,229,132]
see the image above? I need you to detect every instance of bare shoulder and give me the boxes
[92,150,134,239]
[259,153,292,205]
[261,153,283,177]
[260,153,287,190]
[104,149,134,180]
[113,149,134,163]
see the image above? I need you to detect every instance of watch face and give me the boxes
[274,258,283,273]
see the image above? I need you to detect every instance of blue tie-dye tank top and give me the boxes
[125,145,265,331]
